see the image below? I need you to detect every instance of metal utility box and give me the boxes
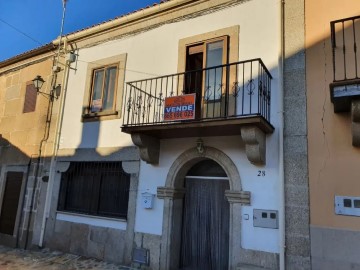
[67,52,77,63]
[335,196,360,217]
[133,247,149,265]
[141,192,155,209]
[253,209,279,229]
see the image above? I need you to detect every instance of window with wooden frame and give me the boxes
[185,37,228,102]
[57,162,130,219]
[184,36,228,118]
[82,54,127,121]
[178,26,239,119]
[89,65,118,113]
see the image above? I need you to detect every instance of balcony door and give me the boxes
[185,37,228,118]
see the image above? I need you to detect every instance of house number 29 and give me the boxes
[257,170,266,177]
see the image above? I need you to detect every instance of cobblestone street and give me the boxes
[0,245,133,270]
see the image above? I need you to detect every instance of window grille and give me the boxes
[58,162,130,219]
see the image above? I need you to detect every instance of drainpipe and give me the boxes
[279,0,286,269]
[16,156,32,248]
[38,42,69,247]
[25,60,58,249]
[38,1,69,248]
[24,155,42,249]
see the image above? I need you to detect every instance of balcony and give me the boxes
[330,16,360,146]
[330,16,360,112]
[121,59,274,164]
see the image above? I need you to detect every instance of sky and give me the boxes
[0,0,158,62]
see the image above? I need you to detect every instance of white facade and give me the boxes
[49,0,283,268]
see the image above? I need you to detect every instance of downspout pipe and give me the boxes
[24,155,41,249]
[24,62,57,249]
[38,0,69,248]
[279,0,286,269]
[24,0,68,249]
[16,156,32,248]
[38,40,69,248]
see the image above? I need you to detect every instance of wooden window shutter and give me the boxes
[23,82,37,113]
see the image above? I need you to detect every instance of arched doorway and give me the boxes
[180,159,230,270]
[157,147,250,270]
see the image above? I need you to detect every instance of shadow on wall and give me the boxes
[0,135,36,249]
[0,135,30,164]
[78,119,100,149]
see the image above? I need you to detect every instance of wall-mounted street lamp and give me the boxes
[32,75,61,101]
[32,75,45,90]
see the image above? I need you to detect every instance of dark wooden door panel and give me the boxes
[0,172,23,235]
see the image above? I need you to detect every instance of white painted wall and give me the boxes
[135,133,280,253]
[61,0,281,254]
[60,0,280,150]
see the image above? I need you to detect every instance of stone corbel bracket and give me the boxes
[225,190,251,205]
[131,134,160,164]
[157,186,185,199]
[240,126,266,165]
[352,100,360,147]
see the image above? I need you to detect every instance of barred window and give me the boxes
[57,162,130,219]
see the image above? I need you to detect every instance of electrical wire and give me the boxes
[0,18,43,46]
[0,17,161,78]
[0,9,165,78]
[75,58,161,77]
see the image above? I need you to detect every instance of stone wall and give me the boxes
[0,55,61,250]
[283,0,311,268]
[46,220,127,263]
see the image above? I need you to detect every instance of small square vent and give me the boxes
[133,247,149,265]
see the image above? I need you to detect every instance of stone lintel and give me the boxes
[352,100,360,147]
[225,190,251,205]
[240,126,266,165]
[157,186,185,199]
[131,134,160,164]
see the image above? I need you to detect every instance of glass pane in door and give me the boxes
[204,40,224,102]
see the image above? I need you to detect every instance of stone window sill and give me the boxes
[56,211,127,230]
[82,110,120,122]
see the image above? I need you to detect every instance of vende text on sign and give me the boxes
[164,94,196,121]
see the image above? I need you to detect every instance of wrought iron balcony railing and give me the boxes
[330,16,360,112]
[331,15,360,82]
[122,58,272,128]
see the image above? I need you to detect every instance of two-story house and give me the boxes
[0,43,64,250]
[306,0,360,269]
[0,0,312,269]
[40,0,310,269]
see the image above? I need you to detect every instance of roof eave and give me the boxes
[53,0,199,44]
[0,43,56,69]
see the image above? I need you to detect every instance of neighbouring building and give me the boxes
[0,44,64,249]
[0,0,314,269]
[306,1,360,269]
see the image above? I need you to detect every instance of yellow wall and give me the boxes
[0,57,57,163]
[306,0,360,229]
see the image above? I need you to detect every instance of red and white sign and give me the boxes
[164,94,196,121]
